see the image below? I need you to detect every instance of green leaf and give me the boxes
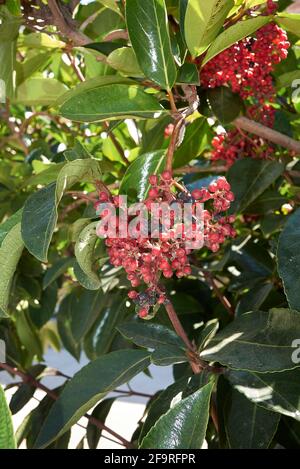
[126,0,177,90]
[21,159,102,262]
[140,381,214,449]
[57,294,81,361]
[107,47,143,76]
[120,150,166,200]
[22,32,65,49]
[16,52,52,86]
[278,208,300,311]
[23,163,66,187]
[87,398,115,449]
[184,0,234,58]
[207,86,244,124]
[200,308,300,373]
[177,63,200,85]
[70,290,104,343]
[43,257,74,290]
[10,384,35,415]
[276,12,300,37]
[84,298,129,359]
[35,349,151,448]
[74,222,101,290]
[14,78,68,106]
[228,368,300,421]
[0,8,19,99]
[0,209,23,247]
[203,16,271,65]
[227,159,284,213]
[0,385,16,449]
[224,387,280,449]
[276,70,300,89]
[59,81,165,122]
[0,223,24,317]
[140,377,190,441]
[118,321,186,349]
[151,345,188,366]
[173,118,212,167]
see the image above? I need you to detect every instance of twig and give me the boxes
[48,0,89,46]
[66,52,85,82]
[103,122,129,166]
[203,271,235,317]
[0,362,133,448]
[234,116,300,154]
[173,165,227,175]
[164,301,203,374]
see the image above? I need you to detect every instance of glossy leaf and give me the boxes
[59,83,165,123]
[228,368,300,421]
[0,385,16,449]
[118,321,185,349]
[278,208,300,310]
[22,159,102,262]
[35,350,151,448]
[227,159,284,213]
[151,345,188,366]
[207,86,244,124]
[184,0,234,58]
[107,47,143,76]
[203,16,271,65]
[201,308,300,373]
[140,381,214,449]
[75,222,101,290]
[120,150,166,200]
[224,387,280,449]
[0,223,24,317]
[173,118,212,167]
[126,0,177,89]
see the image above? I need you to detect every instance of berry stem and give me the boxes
[165,117,185,174]
[164,301,202,374]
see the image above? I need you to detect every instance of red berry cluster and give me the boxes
[96,173,236,318]
[201,3,290,166]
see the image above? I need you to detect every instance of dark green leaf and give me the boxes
[0,385,16,449]
[120,150,166,200]
[227,159,284,213]
[74,222,101,290]
[118,321,185,349]
[177,63,200,85]
[228,368,300,421]
[43,257,74,290]
[151,345,188,366]
[126,0,177,90]
[140,380,214,449]
[87,398,115,449]
[35,350,151,448]
[207,86,244,124]
[201,308,300,373]
[223,387,280,449]
[278,208,300,310]
[173,118,212,167]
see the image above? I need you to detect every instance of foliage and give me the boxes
[0,0,300,450]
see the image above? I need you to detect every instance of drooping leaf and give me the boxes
[0,223,24,317]
[203,16,271,65]
[126,0,177,90]
[0,385,16,449]
[184,0,234,58]
[223,387,280,449]
[120,150,166,200]
[21,159,102,262]
[227,159,284,213]
[207,86,244,124]
[35,350,151,448]
[200,308,300,373]
[278,208,300,311]
[87,398,115,449]
[140,380,214,449]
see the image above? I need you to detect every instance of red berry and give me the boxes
[149,175,158,186]
[149,187,159,199]
[99,191,109,202]
[161,170,172,181]
[138,308,148,318]
[128,291,138,299]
